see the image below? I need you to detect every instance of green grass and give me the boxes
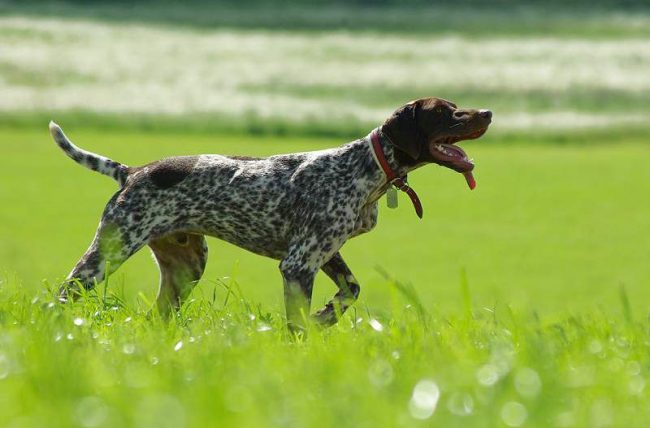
[0,122,650,312]
[0,275,648,427]
[1,124,650,428]
[2,126,649,316]
[1,2,649,424]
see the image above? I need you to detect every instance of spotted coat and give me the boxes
[49,97,492,331]
[50,122,406,327]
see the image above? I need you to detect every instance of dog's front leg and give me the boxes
[280,236,342,335]
[280,257,316,336]
[312,252,360,327]
[279,218,356,334]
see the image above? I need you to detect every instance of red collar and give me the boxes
[370,129,423,219]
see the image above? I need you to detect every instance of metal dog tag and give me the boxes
[386,186,398,209]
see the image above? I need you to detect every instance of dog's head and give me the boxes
[382,97,492,188]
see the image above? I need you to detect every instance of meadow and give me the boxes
[1,2,649,427]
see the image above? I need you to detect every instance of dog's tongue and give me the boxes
[463,171,476,190]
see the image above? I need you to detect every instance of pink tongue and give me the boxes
[463,172,476,190]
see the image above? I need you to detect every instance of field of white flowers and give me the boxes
[1,16,649,131]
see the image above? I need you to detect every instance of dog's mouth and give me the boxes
[429,127,487,190]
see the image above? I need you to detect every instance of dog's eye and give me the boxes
[435,107,442,113]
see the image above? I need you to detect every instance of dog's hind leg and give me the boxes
[312,252,360,327]
[149,233,208,318]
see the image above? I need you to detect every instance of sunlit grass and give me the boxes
[1,126,649,316]
[1,5,649,426]
[0,275,648,427]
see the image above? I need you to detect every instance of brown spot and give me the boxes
[148,156,199,189]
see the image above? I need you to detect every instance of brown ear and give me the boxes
[382,102,421,160]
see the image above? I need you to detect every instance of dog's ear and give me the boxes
[382,101,421,160]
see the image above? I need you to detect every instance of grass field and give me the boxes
[2,127,650,315]
[1,280,649,428]
[1,2,649,427]
[1,126,649,427]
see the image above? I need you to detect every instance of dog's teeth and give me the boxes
[435,145,454,157]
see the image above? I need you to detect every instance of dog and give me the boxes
[50,97,491,331]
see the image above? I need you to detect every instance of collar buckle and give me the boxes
[390,177,408,191]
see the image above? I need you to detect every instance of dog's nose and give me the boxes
[478,110,492,121]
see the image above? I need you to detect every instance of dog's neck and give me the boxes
[362,128,424,217]
[364,127,422,182]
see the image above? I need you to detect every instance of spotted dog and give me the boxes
[50,97,492,331]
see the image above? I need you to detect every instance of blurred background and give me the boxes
[0,0,648,316]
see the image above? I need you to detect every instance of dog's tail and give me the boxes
[49,121,129,187]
